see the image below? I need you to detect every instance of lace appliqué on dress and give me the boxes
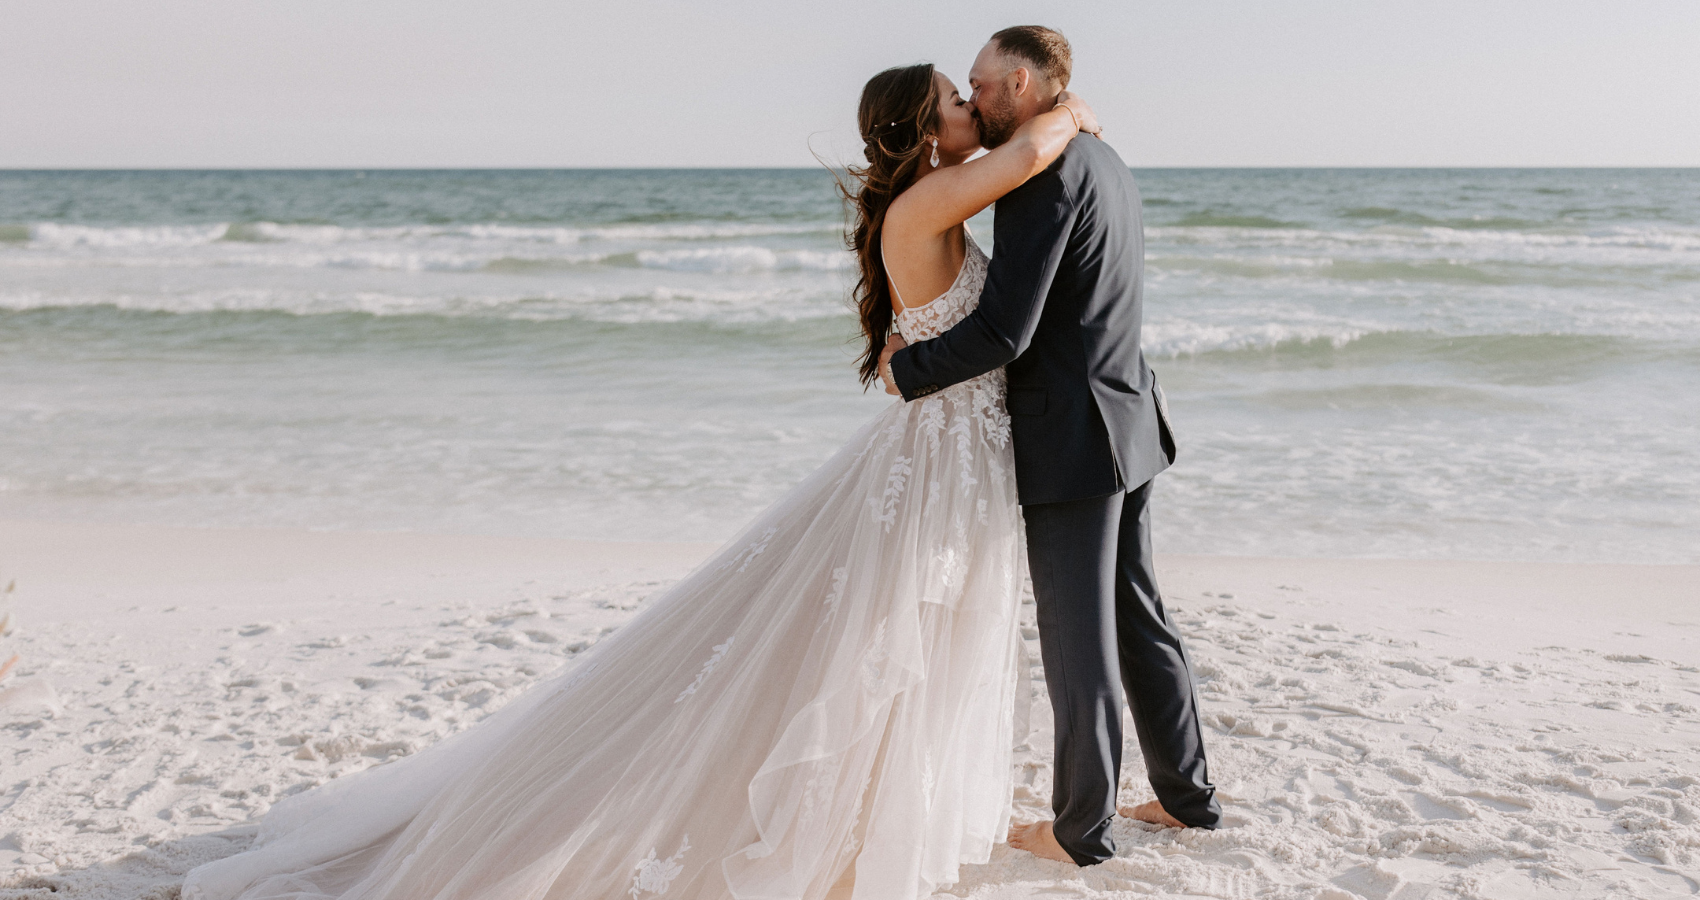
[861,618,889,693]
[824,567,848,614]
[841,770,874,857]
[629,835,690,897]
[918,399,946,452]
[675,637,734,703]
[921,750,936,813]
[718,527,777,574]
[869,455,912,531]
[794,758,840,831]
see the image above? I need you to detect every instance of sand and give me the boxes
[1,518,1696,899]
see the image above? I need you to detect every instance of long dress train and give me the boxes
[183,232,1023,900]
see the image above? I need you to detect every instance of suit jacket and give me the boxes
[889,136,1175,506]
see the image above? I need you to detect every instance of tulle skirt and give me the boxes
[183,375,1028,900]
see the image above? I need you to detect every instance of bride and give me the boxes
[183,63,1099,900]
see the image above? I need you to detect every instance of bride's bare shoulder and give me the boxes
[881,189,928,247]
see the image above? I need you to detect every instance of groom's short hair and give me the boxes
[989,26,1072,89]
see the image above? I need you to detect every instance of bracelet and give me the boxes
[1058,103,1082,132]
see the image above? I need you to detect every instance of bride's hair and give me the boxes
[838,63,942,388]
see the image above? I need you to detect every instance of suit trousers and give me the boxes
[1022,478,1221,865]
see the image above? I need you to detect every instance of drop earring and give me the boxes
[929,138,940,168]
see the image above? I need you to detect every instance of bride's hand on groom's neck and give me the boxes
[1055,90,1102,138]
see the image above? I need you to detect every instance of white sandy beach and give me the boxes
[1,518,1696,899]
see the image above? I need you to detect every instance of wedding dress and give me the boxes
[183,231,1027,900]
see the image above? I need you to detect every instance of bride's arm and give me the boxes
[886,93,1099,239]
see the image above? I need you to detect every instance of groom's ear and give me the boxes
[1010,66,1032,97]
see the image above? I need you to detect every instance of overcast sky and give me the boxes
[3,0,1696,168]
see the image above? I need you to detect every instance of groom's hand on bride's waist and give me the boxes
[878,334,908,396]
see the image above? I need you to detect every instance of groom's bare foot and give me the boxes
[1119,799,1187,828]
[1007,820,1074,863]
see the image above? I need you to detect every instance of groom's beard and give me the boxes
[975,101,1019,150]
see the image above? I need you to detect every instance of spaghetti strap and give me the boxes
[879,237,907,309]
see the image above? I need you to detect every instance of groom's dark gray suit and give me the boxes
[889,135,1221,864]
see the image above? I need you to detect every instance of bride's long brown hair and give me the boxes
[837,63,942,387]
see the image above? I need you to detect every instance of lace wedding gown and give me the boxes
[183,232,1026,900]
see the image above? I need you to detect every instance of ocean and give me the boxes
[1,168,1695,562]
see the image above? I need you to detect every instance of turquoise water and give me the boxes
[2,169,1696,561]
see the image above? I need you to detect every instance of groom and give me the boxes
[879,26,1221,865]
